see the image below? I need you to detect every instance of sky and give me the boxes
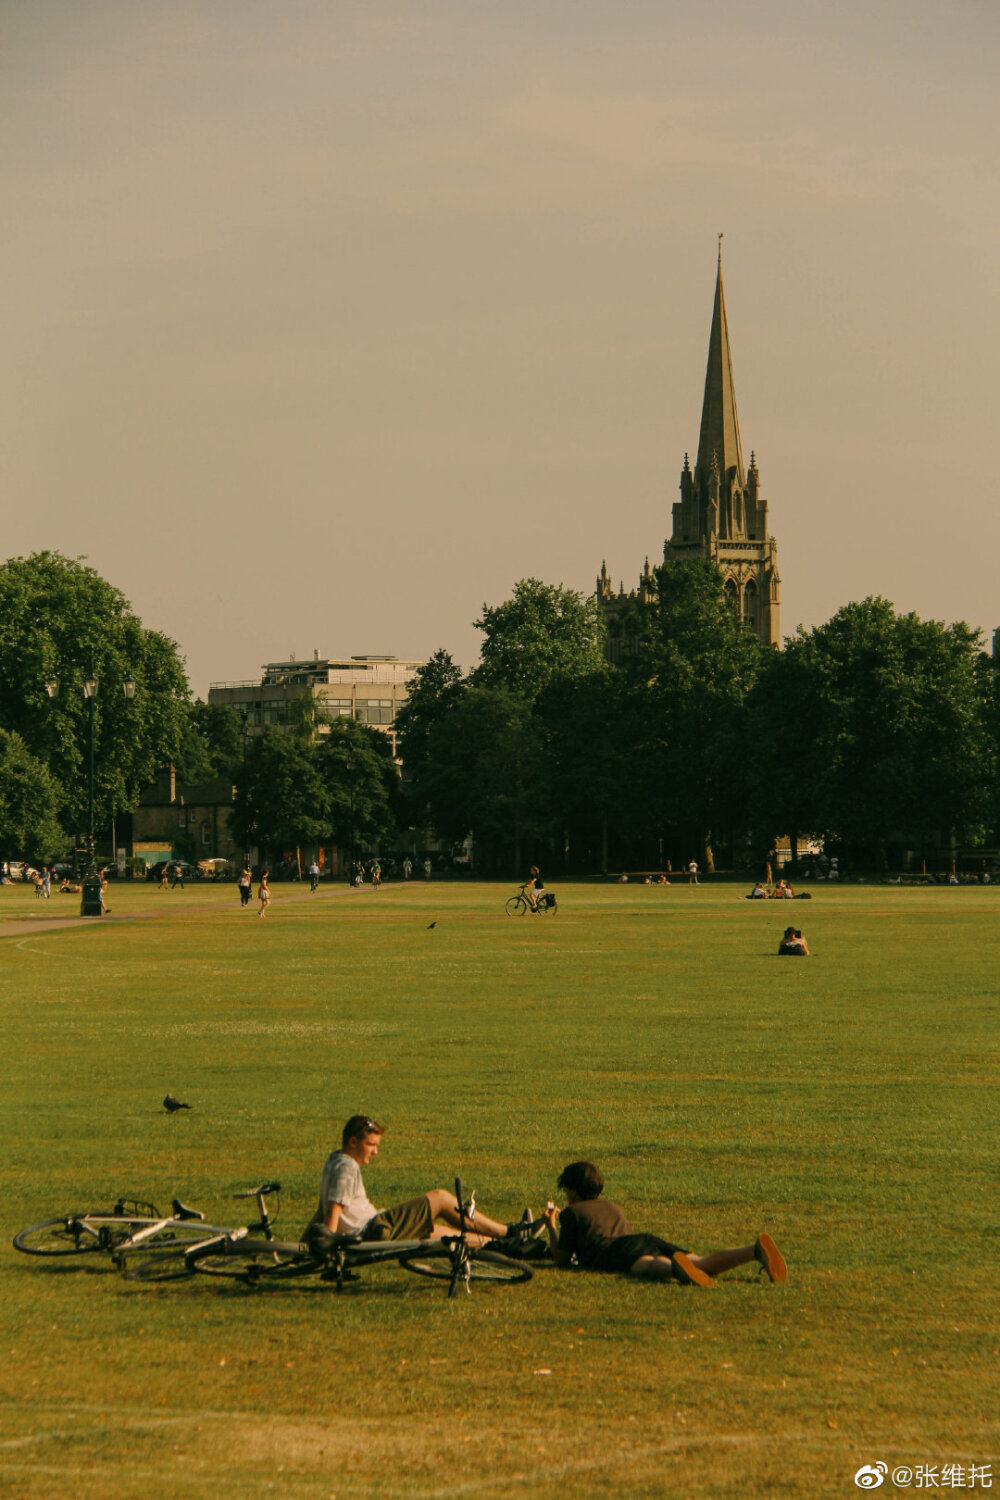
[2,0,997,695]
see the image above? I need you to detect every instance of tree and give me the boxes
[316,718,398,868]
[422,686,547,871]
[625,559,762,868]
[174,700,244,784]
[473,579,606,699]
[0,552,190,838]
[761,599,992,869]
[0,730,66,864]
[394,649,466,827]
[540,669,639,872]
[231,728,331,861]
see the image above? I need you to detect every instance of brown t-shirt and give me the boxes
[557,1199,630,1268]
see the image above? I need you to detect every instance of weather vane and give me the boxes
[718,231,724,263]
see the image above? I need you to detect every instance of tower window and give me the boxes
[742,580,759,632]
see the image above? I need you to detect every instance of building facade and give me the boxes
[599,254,781,659]
[208,653,425,760]
[131,766,240,869]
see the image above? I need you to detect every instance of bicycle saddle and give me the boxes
[171,1199,205,1221]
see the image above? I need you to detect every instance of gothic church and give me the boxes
[598,253,780,658]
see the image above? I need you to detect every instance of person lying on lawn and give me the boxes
[313,1114,534,1247]
[542,1160,787,1288]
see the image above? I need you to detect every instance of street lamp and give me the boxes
[240,706,250,870]
[44,658,135,915]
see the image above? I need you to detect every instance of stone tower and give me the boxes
[598,252,780,657]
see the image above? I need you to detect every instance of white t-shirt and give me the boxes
[319,1150,380,1233]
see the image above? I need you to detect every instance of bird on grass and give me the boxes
[427,921,436,929]
[163,1093,192,1112]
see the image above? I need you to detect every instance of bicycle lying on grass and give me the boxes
[505,884,557,916]
[14,1183,282,1265]
[123,1179,535,1298]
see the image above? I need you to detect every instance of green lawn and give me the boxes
[2,878,998,1498]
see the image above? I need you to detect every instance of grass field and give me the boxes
[2,877,998,1498]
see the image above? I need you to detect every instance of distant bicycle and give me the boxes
[505,884,557,916]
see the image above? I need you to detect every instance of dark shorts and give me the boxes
[593,1233,685,1274]
[362,1195,434,1242]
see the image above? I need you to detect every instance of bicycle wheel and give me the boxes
[400,1248,533,1284]
[194,1239,310,1282]
[14,1215,144,1257]
[121,1248,198,1282]
[535,898,554,916]
[504,896,527,916]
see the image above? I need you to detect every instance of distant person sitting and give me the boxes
[778,926,809,956]
[747,882,767,899]
[771,879,794,899]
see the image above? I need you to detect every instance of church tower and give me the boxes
[598,251,781,656]
[666,247,780,645]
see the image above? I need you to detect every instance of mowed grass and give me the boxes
[1,878,998,1498]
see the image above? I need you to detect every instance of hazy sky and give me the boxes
[2,0,997,695]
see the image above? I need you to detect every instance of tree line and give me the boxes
[395,569,999,875]
[1,552,996,874]
[0,552,398,868]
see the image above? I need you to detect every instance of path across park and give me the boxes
[0,880,401,941]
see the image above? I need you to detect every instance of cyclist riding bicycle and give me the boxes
[525,866,544,911]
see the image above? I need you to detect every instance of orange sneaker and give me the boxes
[754,1233,787,1283]
[671,1252,714,1287]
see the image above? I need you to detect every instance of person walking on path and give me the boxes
[309,860,320,893]
[257,869,271,917]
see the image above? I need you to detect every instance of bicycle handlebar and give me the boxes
[232,1182,281,1199]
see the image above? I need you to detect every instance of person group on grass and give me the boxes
[312,1115,786,1289]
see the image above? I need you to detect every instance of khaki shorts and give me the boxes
[362,1195,434,1242]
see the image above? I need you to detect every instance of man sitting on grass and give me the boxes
[542,1160,787,1288]
[315,1114,535,1247]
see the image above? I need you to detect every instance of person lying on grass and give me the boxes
[312,1114,536,1248]
[778,925,810,955]
[541,1160,786,1288]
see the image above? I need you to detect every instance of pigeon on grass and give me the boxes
[163,1093,192,1113]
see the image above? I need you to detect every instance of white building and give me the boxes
[208,653,425,760]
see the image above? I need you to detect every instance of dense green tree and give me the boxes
[626,559,762,868]
[0,730,67,864]
[762,599,992,868]
[473,579,606,699]
[173,700,244,785]
[540,669,639,872]
[746,641,836,872]
[0,552,189,837]
[230,728,331,861]
[423,686,547,870]
[316,718,398,868]
[393,649,464,810]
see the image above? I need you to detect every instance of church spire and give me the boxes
[695,246,744,488]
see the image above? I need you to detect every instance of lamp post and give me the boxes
[240,706,250,870]
[45,658,135,915]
